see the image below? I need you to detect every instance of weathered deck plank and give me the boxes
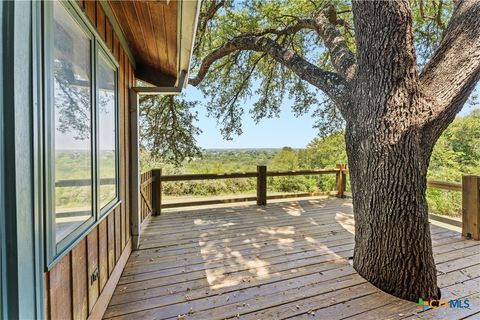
[104,198,480,319]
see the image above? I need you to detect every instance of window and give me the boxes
[52,1,94,243]
[97,51,118,210]
[45,1,119,265]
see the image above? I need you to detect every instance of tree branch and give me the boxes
[188,35,351,112]
[311,6,356,80]
[238,7,357,80]
[194,0,226,55]
[420,0,480,140]
[240,19,314,39]
[418,0,446,30]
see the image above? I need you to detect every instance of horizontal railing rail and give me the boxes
[266,169,339,177]
[160,169,340,182]
[427,180,462,191]
[161,172,258,181]
[148,163,348,213]
[56,175,461,190]
[55,177,115,187]
[426,178,463,229]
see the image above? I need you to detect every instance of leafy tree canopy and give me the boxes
[429,108,480,180]
[190,0,452,135]
[140,0,456,164]
[139,95,202,166]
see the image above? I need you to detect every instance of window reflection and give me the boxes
[53,2,93,243]
[98,53,117,208]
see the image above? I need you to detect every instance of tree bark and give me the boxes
[346,0,442,301]
[346,125,440,301]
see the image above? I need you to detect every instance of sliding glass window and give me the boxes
[97,51,118,212]
[45,1,120,265]
[52,1,94,244]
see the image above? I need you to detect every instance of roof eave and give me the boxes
[176,0,202,89]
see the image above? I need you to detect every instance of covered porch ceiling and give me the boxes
[107,0,200,87]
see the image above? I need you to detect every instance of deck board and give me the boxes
[104,198,480,319]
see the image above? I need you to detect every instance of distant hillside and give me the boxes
[203,148,283,152]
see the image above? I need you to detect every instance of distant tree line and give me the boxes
[142,108,478,217]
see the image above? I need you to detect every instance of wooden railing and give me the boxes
[143,163,348,214]
[147,170,478,239]
[56,168,479,239]
[426,179,463,228]
[139,170,154,223]
[55,178,115,187]
[426,176,479,239]
[427,180,462,192]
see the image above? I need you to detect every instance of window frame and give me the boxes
[96,44,121,217]
[43,0,121,269]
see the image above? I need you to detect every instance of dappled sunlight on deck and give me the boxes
[104,198,480,320]
[335,212,355,234]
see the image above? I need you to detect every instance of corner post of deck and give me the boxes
[129,88,141,248]
[257,165,267,206]
[462,175,480,240]
[152,169,162,216]
[336,163,347,198]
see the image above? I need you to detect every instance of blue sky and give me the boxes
[183,84,479,149]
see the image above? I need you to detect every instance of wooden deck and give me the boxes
[104,198,480,319]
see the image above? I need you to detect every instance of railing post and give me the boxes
[336,163,346,198]
[152,169,162,216]
[257,165,267,206]
[462,175,480,240]
[129,89,141,248]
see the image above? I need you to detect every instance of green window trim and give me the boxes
[0,1,4,316]
[43,0,121,269]
[96,45,121,218]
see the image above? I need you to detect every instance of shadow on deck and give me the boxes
[104,198,480,319]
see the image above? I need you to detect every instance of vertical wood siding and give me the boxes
[44,1,134,319]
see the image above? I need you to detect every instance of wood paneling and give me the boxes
[49,256,72,320]
[44,0,135,318]
[83,0,96,25]
[44,274,51,319]
[107,213,115,275]
[162,1,177,74]
[106,19,113,52]
[107,0,177,86]
[114,207,121,262]
[95,2,106,40]
[88,241,132,320]
[121,205,126,250]
[149,0,169,71]
[72,239,88,319]
[113,33,119,61]
[87,228,99,313]
[98,219,108,291]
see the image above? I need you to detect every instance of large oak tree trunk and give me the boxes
[347,0,442,301]
[346,123,440,301]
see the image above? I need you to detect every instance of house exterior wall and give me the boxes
[42,1,135,319]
